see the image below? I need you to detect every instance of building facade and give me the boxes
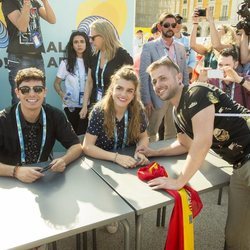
[135,0,179,27]
[136,0,244,35]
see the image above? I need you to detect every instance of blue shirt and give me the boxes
[174,35,196,69]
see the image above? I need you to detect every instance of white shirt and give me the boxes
[57,58,86,108]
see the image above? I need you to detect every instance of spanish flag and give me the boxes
[138,162,203,250]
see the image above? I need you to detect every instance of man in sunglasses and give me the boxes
[139,12,189,142]
[174,14,196,77]
[0,67,82,183]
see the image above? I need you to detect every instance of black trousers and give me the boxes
[64,107,88,136]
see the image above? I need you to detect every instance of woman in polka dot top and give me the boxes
[82,65,149,168]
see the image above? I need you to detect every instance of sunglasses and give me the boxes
[89,34,101,41]
[162,22,177,29]
[18,86,45,95]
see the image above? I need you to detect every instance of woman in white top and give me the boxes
[54,31,92,135]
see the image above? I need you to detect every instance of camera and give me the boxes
[236,0,250,35]
[198,8,206,17]
[236,20,250,35]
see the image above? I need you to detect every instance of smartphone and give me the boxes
[198,8,206,17]
[39,163,53,173]
[207,69,224,79]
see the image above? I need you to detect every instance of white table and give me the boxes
[0,159,133,250]
[83,140,232,250]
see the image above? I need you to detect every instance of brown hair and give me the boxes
[158,12,176,25]
[90,65,145,144]
[147,56,180,75]
[15,67,45,88]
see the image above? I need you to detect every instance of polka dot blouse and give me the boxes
[86,107,147,151]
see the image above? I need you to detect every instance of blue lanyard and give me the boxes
[95,52,107,89]
[113,110,128,150]
[75,60,86,91]
[15,103,47,164]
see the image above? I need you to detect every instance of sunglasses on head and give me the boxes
[89,34,101,41]
[18,86,45,95]
[162,22,177,29]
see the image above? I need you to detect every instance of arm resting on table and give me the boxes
[148,105,214,190]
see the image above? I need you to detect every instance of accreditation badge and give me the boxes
[79,92,84,105]
[31,31,43,48]
[96,88,103,101]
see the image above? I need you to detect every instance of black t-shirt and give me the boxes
[86,107,147,150]
[0,104,80,165]
[90,47,133,103]
[174,83,250,165]
[2,0,45,54]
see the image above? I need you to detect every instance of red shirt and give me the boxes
[208,76,250,109]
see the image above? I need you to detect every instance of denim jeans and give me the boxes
[7,53,45,105]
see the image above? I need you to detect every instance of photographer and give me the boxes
[198,48,250,108]
[240,29,250,64]
[190,8,237,69]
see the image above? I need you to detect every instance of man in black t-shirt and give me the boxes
[137,57,250,249]
[1,0,56,104]
[0,68,82,183]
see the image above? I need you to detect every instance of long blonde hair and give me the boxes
[205,24,237,53]
[90,19,122,61]
[90,65,145,145]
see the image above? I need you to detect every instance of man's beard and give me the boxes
[162,30,174,38]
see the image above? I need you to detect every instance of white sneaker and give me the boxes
[106,222,119,234]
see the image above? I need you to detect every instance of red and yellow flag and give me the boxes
[138,162,203,250]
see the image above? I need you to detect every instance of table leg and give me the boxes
[52,241,57,250]
[217,187,223,205]
[135,214,143,250]
[156,208,161,227]
[121,219,130,250]
[92,229,97,250]
[82,232,87,250]
[76,233,81,250]
[161,206,166,227]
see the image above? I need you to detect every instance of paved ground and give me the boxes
[53,187,228,250]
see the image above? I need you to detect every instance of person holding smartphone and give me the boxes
[1,0,56,105]
[190,8,237,70]
[0,68,82,183]
[198,48,250,109]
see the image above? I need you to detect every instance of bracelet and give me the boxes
[113,152,118,163]
[13,165,20,178]
[238,77,245,86]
